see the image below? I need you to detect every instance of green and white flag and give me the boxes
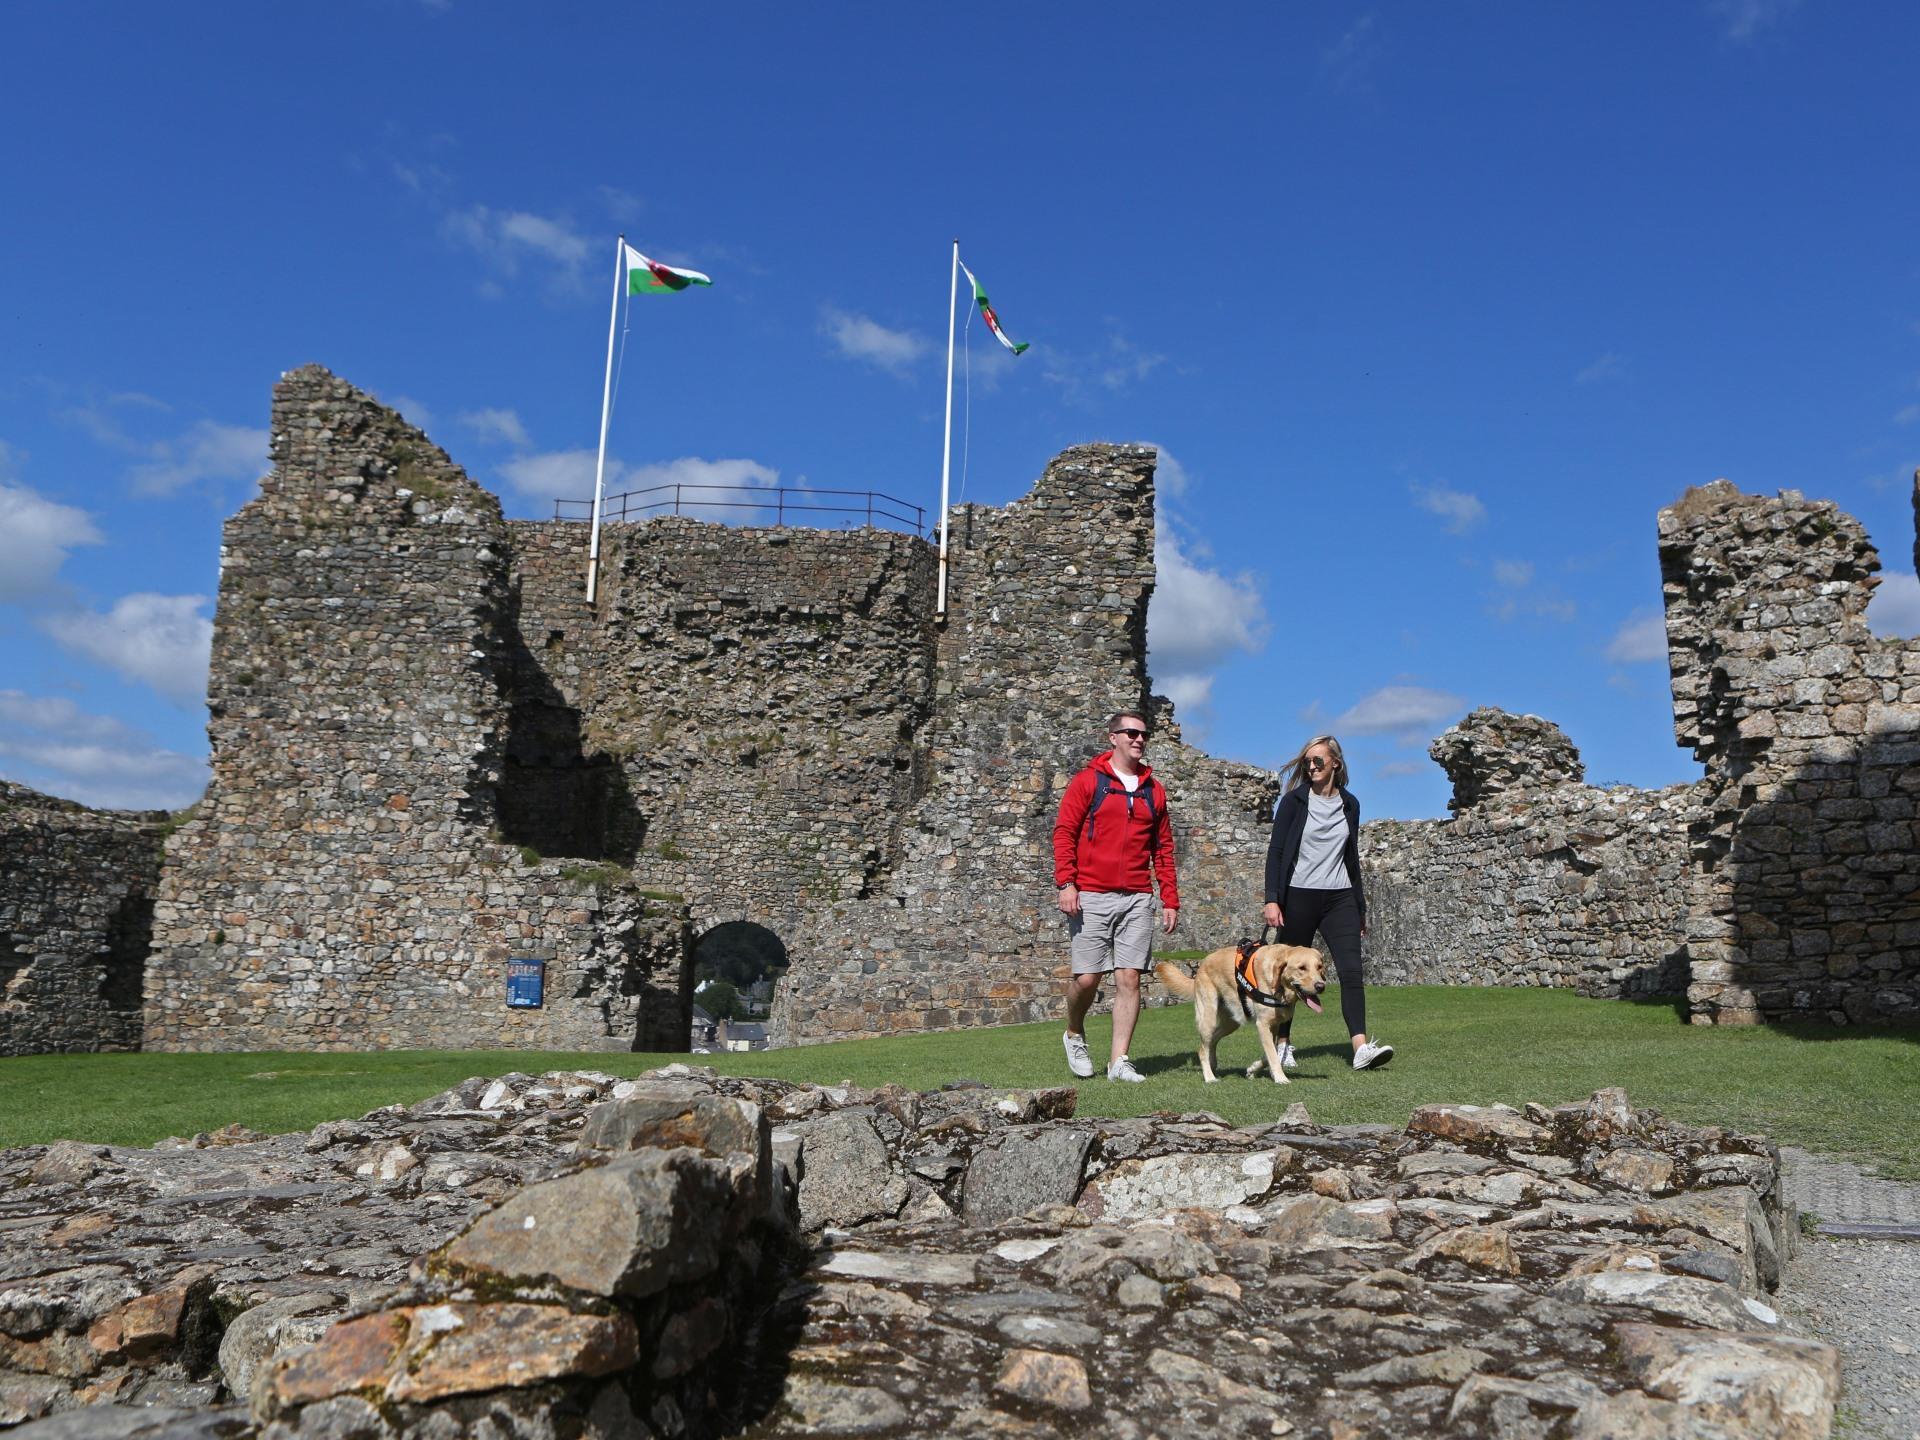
[624,243,711,296]
[960,261,1028,355]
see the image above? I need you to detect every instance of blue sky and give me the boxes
[3,2,1917,817]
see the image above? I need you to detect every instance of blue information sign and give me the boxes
[506,957,545,1008]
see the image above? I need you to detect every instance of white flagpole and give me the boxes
[585,234,625,605]
[936,239,959,618]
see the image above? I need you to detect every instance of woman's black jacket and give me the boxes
[1263,784,1366,925]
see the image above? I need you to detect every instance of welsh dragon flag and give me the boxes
[960,261,1028,355]
[625,243,711,296]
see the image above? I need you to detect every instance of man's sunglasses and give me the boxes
[1111,727,1149,740]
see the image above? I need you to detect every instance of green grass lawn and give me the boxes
[4,987,1915,1177]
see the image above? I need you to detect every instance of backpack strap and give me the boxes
[1085,770,1161,851]
[1084,770,1113,841]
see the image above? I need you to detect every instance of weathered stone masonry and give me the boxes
[1659,479,1920,1025]
[0,783,166,1056]
[145,370,688,1053]
[1362,709,1695,1000]
[8,364,1912,1054]
[138,370,1281,1053]
[771,451,1281,1043]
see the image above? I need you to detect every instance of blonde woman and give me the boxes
[1262,734,1394,1071]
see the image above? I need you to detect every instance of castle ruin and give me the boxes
[0,366,1913,1056]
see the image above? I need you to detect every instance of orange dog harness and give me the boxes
[1233,938,1289,1020]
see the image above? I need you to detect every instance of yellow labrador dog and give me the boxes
[1155,942,1328,1084]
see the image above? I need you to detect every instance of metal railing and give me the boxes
[554,483,926,535]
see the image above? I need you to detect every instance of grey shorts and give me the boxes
[1069,890,1155,975]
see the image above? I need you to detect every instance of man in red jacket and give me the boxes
[1052,710,1179,1083]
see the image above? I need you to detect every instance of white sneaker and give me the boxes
[1279,1042,1299,1072]
[1352,1041,1395,1071]
[1062,1030,1094,1079]
[1107,1055,1146,1083]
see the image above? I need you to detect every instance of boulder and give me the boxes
[435,1147,754,1299]
[789,1111,908,1232]
[961,1125,1092,1226]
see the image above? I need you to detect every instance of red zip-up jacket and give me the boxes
[1051,752,1179,908]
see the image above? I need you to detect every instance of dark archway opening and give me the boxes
[98,892,153,1050]
[691,922,788,1048]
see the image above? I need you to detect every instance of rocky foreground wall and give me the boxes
[0,1068,1838,1437]
[0,782,166,1056]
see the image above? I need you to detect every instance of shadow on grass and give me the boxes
[1621,994,1691,1022]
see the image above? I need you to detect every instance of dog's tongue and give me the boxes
[1303,995,1324,1013]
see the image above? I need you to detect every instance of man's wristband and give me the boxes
[1058,882,1075,890]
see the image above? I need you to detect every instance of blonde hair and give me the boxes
[1281,734,1348,792]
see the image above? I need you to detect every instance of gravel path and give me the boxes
[1775,1148,1920,1440]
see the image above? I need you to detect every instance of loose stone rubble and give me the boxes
[0,1068,1840,1437]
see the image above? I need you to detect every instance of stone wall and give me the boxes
[0,782,167,1056]
[1659,477,1920,1025]
[106,364,1920,1053]
[580,518,940,940]
[145,369,690,1053]
[0,1069,1837,1438]
[770,449,1278,1044]
[1359,709,1696,998]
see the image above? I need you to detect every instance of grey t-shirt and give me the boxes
[1291,790,1352,890]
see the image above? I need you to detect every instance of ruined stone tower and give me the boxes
[139,367,1277,1052]
[1657,479,1920,1024]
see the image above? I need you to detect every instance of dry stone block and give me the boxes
[961,1126,1092,1226]
[436,1147,752,1299]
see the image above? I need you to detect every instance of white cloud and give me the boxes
[460,407,531,449]
[1493,560,1534,587]
[1151,449,1191,499]
[1710,0,1801,42]
[0,691,129,742]
[1143,448,1269,727]
[41,594,214,706]
[1605,611,1669,663]
[1409,481,1485,535]
[1148,528,1268,709]
[625,457,779,492]
[1377,760,1425,778]
[444,205,591,288]
[822,307,930,376]
[1334,685,1465,736]
[0,689,207,810]
[599,185,644,223]
[1041,333,1165,403]
[1321,13,1380,92]
[1489,592,1577,623]
[500,448,602,501]
[129,421,268,497]
[1869,573,1920,638]
[499,451,780,512]
[1577,352,1626,385]
[0,475,103,602]
[387,395,436,431]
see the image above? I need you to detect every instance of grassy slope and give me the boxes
[3,987,1915,1177]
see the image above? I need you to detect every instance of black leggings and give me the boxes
[1276,886,1366,1040]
